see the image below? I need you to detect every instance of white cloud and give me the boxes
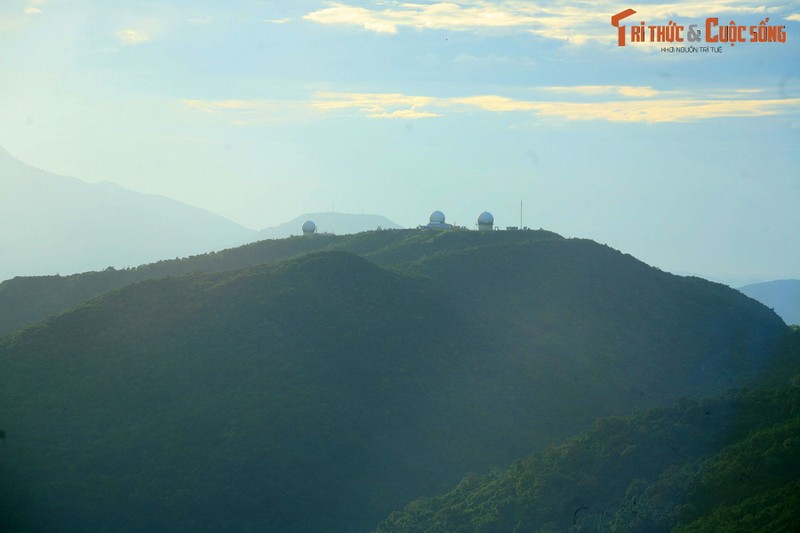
[312,90,800,123]
[303,0,799,45]
[304,1,543,34]
[115,28,153,45]
[370,109,443,118]
[183,94,442,122]
[183,86,800,125]
[635,1,772,18]
[24,7,42,15]
[541,86,664,98]
[312,92,441,114]
[304,4,402,33]
[456,95,800,122]
[114,18,164,45]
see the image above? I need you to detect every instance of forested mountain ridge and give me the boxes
[0,232,796,532]
[407,240,791,395]
[0,228,561,337]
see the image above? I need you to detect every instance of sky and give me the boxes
[0,0,798,284]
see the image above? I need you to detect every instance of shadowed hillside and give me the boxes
[0,234,795,532]
[0,253,489,531]
[408,240,789,402]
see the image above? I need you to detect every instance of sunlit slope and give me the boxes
[375,373,800,533]
[0,233,340,337]
[0,229,561,337]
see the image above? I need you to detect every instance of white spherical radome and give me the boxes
[477,211,494,225]
[429,211,446,224]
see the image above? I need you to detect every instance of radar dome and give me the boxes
[477,211,494,225]
[429,210,446,224]
[302,220,316,235]
[477,211,494,231]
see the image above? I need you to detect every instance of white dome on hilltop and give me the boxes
[302,220,316,234]
[429,210,446,224]
[477,211,494,225]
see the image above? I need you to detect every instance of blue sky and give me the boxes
[1,0,798,283]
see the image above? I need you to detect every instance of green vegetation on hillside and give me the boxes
[375,381,800,533]
[0,233,339,337]
[0,229,560,337]
[0,251,530,531]
[0,231,795,532]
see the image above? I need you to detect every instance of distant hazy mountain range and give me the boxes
[739,279,800,325]
[0,147,402,281]
[0,147,257,280]
[258,212,402,239]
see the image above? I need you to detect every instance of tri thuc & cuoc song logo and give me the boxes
[612,8,787,52]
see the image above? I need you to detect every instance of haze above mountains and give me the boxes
[2,146,796,326]
[0,147,398,281]
[739,280,800,327]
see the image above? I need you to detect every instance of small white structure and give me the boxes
[427,210,452,230]
[477,211,494,231]
[302,220,317,236]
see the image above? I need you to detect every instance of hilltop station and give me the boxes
[302,209,533,236]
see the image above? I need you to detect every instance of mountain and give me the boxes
[0,252,493,532]
[739,280,800,325]
[375,369,800,533]
[0,147,258,282]
[0,231,795,532]
[258,212,403,239]
[0,228,560,338]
